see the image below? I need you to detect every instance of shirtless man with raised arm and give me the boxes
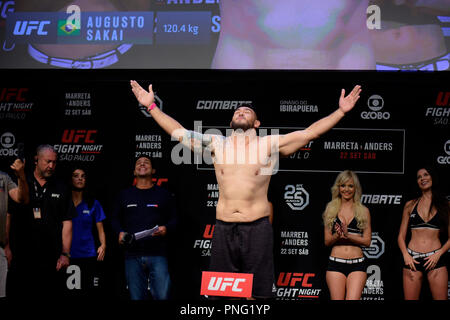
[130,80,361,298]
[211,0,374,69]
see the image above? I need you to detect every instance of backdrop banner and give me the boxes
[1,69,449,302]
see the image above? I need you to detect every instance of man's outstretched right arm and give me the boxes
[130,80,186,141]
[130,80,215,150]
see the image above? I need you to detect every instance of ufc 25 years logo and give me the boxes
[284,184,309,211]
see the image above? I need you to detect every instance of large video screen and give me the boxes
[0,0,449,70]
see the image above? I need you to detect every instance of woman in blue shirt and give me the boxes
[70,167,106,296]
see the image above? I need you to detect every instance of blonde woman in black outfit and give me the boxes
[323,170,372,300]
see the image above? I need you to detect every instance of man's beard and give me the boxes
[231,120,253,131]
[40,169,54,180]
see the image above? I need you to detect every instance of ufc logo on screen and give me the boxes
[13,20,51,36]
[200,272,253,298]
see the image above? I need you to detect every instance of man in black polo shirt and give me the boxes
[7,145,76,299]
[111,156,176,300]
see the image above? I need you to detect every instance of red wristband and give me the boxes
[147,103,157,111]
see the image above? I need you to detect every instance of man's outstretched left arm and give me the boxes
[277,85,361,156]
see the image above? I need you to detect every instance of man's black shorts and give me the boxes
[209,216,275,299]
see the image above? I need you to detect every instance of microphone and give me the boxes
[121,225,159,246]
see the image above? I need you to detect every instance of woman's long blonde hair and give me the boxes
[322,170,368,230]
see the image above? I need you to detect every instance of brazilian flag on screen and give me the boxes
[58,20,80,36]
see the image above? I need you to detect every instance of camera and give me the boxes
[121,232,135,246]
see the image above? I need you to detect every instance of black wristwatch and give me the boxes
[61,252,71,259]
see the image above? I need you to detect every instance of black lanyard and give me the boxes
[33,180,47,202]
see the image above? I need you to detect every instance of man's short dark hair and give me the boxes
[237,102,254,110]
[236,102,257,118]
